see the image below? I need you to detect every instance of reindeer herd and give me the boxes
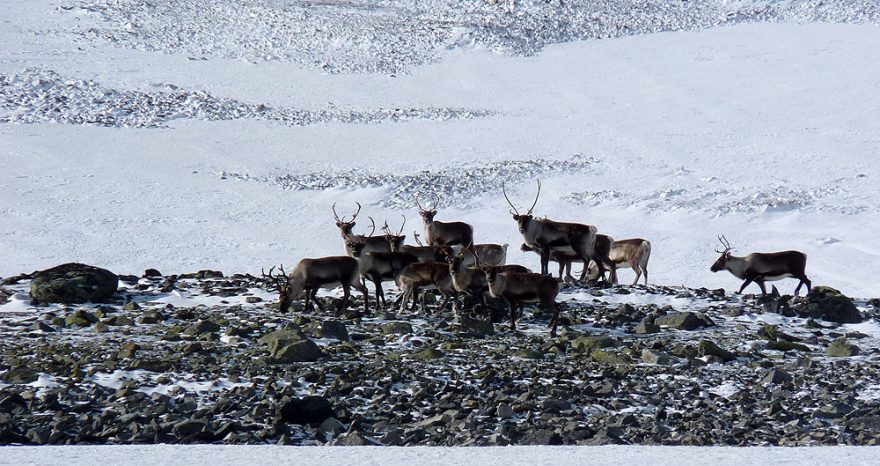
[263,181,813,337]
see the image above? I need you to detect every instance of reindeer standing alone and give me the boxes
[710,235,812,296]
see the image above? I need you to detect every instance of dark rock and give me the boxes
[184,320,221,336]
[572,335,616,353]
[457,315,494,337]
[766,340,811,352]
[277,396,333,425]
[793,286,862,324]
[332,433,380,446]
[698,340,737,362]
[827,338,860,357]
[30,263,118,305]
[655,312,714,330]
[1,367,38,384]
[65,310,99,327]
[122,301,140,311]
[32,321,56,332]
[272,340,324,363]
[761,369,793,385]
[518,428,563,445]
[641,349,675,365]
[129,359,171,372]
[382,321,413,335]
[411,348,445,360]
[143,269,162,278]
[635,316,660,334]
[173,419,208,436]
[315,320,349,341]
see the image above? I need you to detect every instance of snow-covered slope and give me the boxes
[1,1,879,297]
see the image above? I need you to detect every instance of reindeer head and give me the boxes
[448,246,470,277]
[381,216,407,251]
[346,238,367,258]
[332,202,362,237]
[416,195,439,224]
[710,235,733,272]
[261,265,292,312]
[503,181,541,233]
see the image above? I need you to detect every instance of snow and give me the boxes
[1,445,880,465]
[3,15,878,296]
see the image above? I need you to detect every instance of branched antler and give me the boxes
[715,235,732,253]
[261,264,288,292]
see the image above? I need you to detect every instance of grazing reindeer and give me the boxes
[332,202,390,256]
[417,195,474,247]
[710,235,812,296]
[503,180,603,279]
[262,245,369,315]
[585,237,651,286]
[481,267,563,336]
[448,250,530,315]
[394,262,458,314]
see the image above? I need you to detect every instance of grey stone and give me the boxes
[698,340,736,362]
[641,349,675,365]
[655,312,714,330]
[827,338,860,357]
[793,286,862,324]
[382,321,413,335]
[30,263,118,305]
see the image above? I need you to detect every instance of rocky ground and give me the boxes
[1,265,880,446]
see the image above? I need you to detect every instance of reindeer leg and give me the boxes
[549,301,560,337]
[632,263,640,286]
[506,298,517,331]
[437,292,451,314]
[756,280,767,296]
[304,288,311,313]
[738,279,754,294]
[642,265,648,286]
[795,275,812,296]
[312,289,327,313]
[337,285,351,315]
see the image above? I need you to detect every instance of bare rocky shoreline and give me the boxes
[1,265,879,446]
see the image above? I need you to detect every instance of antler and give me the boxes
[432,193,441,210]
[261,264,288,291]
[414,231,424,246]
[502,183,520,215]
[715,235,732,253]
[366,216,377,236]
[398,215,406,236]
[381,220,392,236]
[526,179,541,215]
[331,202,342,222]
[416,195,426,213]
[351,202,362,221]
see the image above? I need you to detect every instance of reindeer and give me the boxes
[386,230,452,264]
[262,244,369,315]
[452,243,509,267]
[417,195,474,247]
[503,180,604,280]
[394,262,458,315]
[332,202,390,256]
[481,266,563,336]
[584,237,652,286]
[448,250,530,316]
[710,235,812,296]
[356,233,420,309]
[520,243,584,281]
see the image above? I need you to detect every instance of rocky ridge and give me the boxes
[0,268,879,446]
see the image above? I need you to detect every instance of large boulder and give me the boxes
[655,312,715,330]
[258,325,324,362]
[30,263,118,305]
[793,287,862,324]
[277,396,334,425]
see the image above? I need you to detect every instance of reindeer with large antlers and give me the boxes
[417,195,474,247]
[262,241,370,315]
[710,235,812,296]
[503,180,604,281]
[332,202,391,256]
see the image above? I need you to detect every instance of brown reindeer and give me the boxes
[262,244,369,315]
[503,180,604,280]
[332,202,391,256]
[482,266,562,336]
[710,235,811,296]
[394,261,458,314]
[417,195,474,247]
